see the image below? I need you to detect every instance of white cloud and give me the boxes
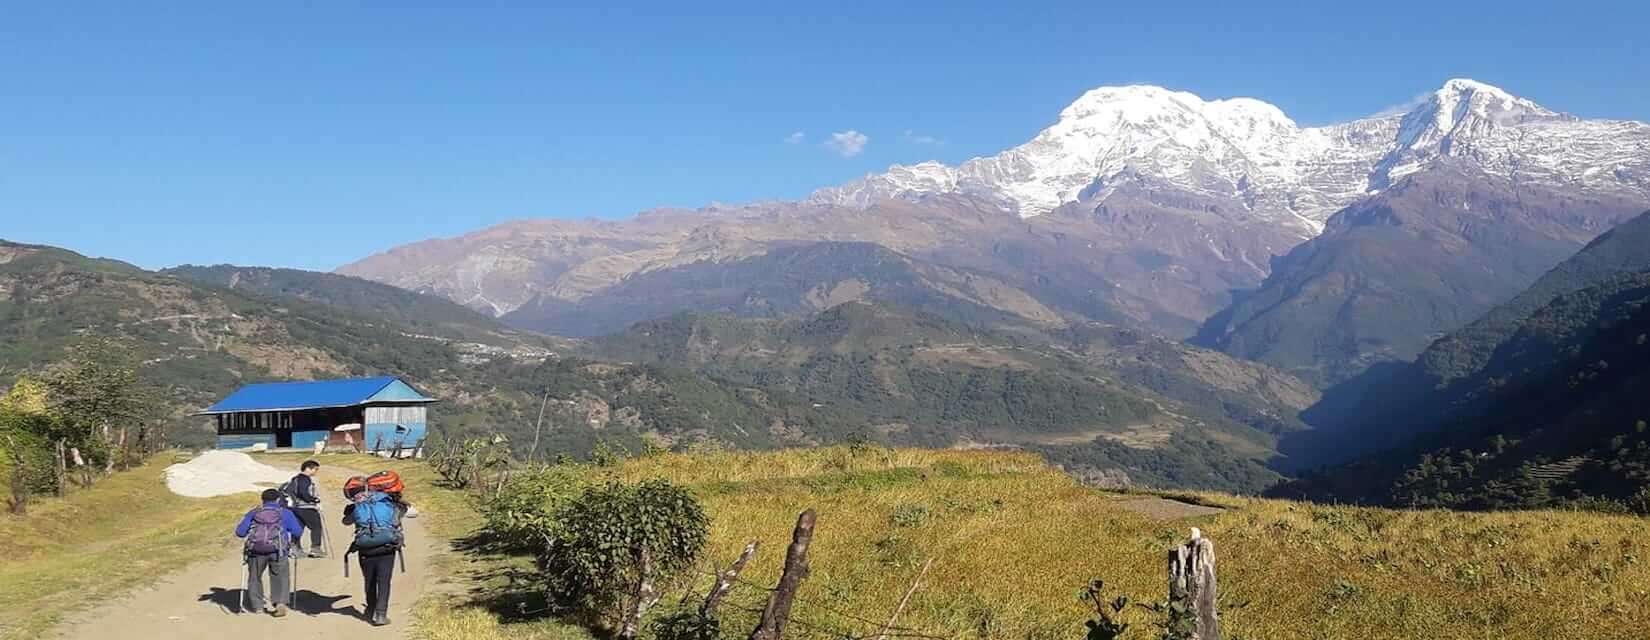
[784,131,805,144]
[902,129,943,145]
[824,130,869,158]
[1370,93,1431,118]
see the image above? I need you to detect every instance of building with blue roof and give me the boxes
[199,376,437,451]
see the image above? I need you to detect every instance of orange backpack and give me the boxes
[343,470,404,500]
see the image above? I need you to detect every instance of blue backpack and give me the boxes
[352,492,403,551]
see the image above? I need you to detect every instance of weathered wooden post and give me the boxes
[54,439,67,496]
[750,508,817,640]
[1167,527,1219,640]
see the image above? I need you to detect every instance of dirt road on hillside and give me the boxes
[56,466,436,640]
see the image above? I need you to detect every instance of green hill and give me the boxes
[2,240,1294,492]
[593,302,1314,492]
[1274,270,1650,509]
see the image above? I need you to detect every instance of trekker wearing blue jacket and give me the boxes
[235,488,304,617]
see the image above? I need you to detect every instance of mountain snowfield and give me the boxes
[810,79,1650,234]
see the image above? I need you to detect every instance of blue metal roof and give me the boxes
[201,376,437,414]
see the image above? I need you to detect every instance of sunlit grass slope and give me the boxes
[611,447,1650,640]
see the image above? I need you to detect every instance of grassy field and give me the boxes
[0,455,248,640]
[6,448,1648,640]
[605,447,1649,640]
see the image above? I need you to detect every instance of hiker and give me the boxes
[235,488,303,617]
[343,478,407,627]
[283,459,327,558]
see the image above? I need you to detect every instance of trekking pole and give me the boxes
[398,546,406,574]
[321,508,334,558]
[240,556,251,615]
[289,551,298,608]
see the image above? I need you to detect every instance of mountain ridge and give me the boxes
[337,79,1650,378]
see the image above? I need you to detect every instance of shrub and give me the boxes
[479,464,587,550]
[651,609,723,640]
[544,479,709,623]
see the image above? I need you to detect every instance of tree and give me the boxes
[544,479,709,636]
[44,337,155,475]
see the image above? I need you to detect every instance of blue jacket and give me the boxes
[235,501,305,550]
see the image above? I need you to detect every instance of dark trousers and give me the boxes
[245,553,289,612]
[359,551,395,617]
[293,508,324,549]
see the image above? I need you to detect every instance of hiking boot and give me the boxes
[370,612,389,626]
[271,604,288,618]
[308,550,328,559]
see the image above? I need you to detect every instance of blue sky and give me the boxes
[3,1,1646,271]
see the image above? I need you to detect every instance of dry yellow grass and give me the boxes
[611,447,1650,640]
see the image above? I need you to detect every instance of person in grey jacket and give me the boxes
[283,460,327,558]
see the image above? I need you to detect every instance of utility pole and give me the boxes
[528,390,550,461]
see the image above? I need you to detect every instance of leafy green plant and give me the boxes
[1079,579,1131,640]
[592,440,629,467]
[479,463,587,550]
[543,479,709,624]
[651,608,723,640]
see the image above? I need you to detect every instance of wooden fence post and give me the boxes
[750,508,817,640]
[1167,528,1219,640]
[54,439,66,496]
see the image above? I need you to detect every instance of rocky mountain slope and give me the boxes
[1279,210,1650,467]
[1195,168,1646,384]
[340,80,1649,362]
[163,264,532,346]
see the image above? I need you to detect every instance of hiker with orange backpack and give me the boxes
[342,472,407,627]
[234,488,304,617]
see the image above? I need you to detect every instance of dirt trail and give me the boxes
[55,466,436,640]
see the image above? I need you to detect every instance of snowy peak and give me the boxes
[1399,78,1559,147]
[810,79,1650,230]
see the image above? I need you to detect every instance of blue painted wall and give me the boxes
[363,422,425,451]
[291,430,331,450]
[216,433,276,450]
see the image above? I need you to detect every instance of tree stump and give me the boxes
[1167,528,1218,640]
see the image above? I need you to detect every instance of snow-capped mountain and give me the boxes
[343,78,1650,384]
[810,79,1650,234]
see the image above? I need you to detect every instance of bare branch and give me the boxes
[874,558,934,640]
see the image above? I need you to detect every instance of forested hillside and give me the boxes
[592,302,1311,491]
[1283,210,1650,469]
[2,240,1301,492]
[1274,270,1650,510]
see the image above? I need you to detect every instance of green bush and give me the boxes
[479,464,587,550]
[543,479,709,623]
[1,410,64,499]
[651,609,723,640]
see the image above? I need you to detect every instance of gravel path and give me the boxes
[57,465,436,640]
[1115,496,1225,520]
